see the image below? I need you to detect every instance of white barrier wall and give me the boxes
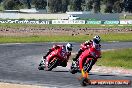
[0,13,68,19]
[0,13,19,19]
[0,13,119,20]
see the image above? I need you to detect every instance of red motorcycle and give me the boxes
[38,47,69,71]
[70,44,101,74]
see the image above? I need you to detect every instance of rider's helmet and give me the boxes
[93,35,101,44]
[66,43,73,52]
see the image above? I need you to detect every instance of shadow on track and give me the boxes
[52,70,69,73]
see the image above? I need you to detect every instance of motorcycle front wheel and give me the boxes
[83,58,94,73]
[45,57,58,71]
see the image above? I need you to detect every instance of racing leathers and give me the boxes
[42,45,71,66]
[73,40,101,63]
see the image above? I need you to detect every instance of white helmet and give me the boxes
[93,36,101,44]
[66,43,73,52]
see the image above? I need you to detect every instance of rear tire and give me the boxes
[38,66,44,70]
[70,68,77,74]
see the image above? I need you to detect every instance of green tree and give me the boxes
[0,0,2,3]
[69,0,76,11]
[70,0,82,11]
[18,0,31,9]
[61,0,68,12]
[56,0,62,12]
[93,0,100,13]
[3,0,23,10]
[49,0,62,13]
[104,0,115,13]
[85,0,93,11]
[124,0,132,12]
[34,0,47,9]
[27,0,31,9]
[113,0,122,13]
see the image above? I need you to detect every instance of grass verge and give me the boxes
[0,24,132,29]
[0,33,132,43]
[97,48,132,69]
[0,35,88,43]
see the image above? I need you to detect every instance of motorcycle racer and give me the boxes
[41,43,73,67]
[72,36,101,67]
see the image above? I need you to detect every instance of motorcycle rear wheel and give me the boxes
[38,66,44,70]
[70,61,78,74]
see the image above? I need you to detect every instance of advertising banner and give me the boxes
[120,20,132,24]
[52,20,85,24]
[103,21,119,24]
[86,21,101,24]
[0,20,50,24]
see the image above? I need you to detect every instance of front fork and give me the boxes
[81,69,89,78]
[81,58,94,78]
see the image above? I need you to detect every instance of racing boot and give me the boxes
[72,60,78,68]
[73,49,83,61]
[39,59,45,67]
[38,59,46,70]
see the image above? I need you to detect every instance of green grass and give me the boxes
[0,33,132,43]
[97,48,132,69]
[0,35,89,43]
[101,33,132,42]
[120,15,132,20]
[0,24,132,43]
[0,24,132,29]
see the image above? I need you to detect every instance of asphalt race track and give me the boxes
[0,42,132,88]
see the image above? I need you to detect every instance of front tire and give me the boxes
[83,58,94,73]
[79,77,88,86]
[45,57,58,71]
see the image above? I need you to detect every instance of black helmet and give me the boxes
[93,36,101,44]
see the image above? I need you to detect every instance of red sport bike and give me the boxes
[70,44,101,74]
[38,48,69,71]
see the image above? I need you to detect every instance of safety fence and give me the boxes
[0,19,132,24]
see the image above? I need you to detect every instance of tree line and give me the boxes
[0,0,132,13]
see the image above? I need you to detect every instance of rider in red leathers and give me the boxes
[41,43,73,67]
[72,36,101,67]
